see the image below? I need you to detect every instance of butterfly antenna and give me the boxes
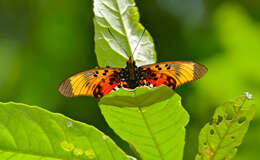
[107,28,128,56]
[133,28,146,57]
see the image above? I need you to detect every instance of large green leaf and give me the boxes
[0,102,129,160]
[94,0,156,67]
[94,1,189,159]
[195,94,256,160]
[99,86,190,160]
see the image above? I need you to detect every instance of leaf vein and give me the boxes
[138,106,165,160]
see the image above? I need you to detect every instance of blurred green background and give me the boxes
[0,0,259,159]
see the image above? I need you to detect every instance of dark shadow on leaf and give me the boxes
[99,85,174,107]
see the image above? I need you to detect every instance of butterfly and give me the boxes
[58,56,207,100]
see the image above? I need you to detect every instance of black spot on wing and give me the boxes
[150,73,156,77]
[153,77,158,81]
[166,76,176,89]
[93,85,103,99]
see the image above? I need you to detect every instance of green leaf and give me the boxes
[94,0,156,67]
[0,102,129,160]
[94,1,188,159]
[195,94,256,160]
[99,86,190,160]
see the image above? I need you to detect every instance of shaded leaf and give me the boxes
[94,0,156,67]
[99,86,189,160]
[196,94,256,160]
[189,3,260,118]
[0,102,129,160]
[186,3,260,159]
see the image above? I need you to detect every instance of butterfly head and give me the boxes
[126,56,136,67]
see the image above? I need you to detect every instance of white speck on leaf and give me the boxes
[73,148,83,156]
[127,155,137,160]
[66,121,73,128]
[245,92,253,100]
[138,109,145,113]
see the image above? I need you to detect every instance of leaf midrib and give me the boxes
[210,99,246,160]
[138,106,165,160]
[109,0,133,56]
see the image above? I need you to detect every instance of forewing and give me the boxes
[58,68,121,99]
[140,61,207,89]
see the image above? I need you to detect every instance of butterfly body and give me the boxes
[59,57,207,100]
[119,57,146,89]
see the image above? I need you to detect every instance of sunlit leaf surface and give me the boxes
[94,0,156,67]
[196,95,256,160]
[99,86,189,160]
[0,102,129,160]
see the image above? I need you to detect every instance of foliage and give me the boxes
[100,86,189,160]
[186,4,260,159]
[94,0,190,159]
[0,0,258,160]
[94,0,156,67]
[0,102,129,160]
[196,94,255,160]
[191,3,260,116]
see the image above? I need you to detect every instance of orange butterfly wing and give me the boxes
[140,61,208,89]
[58,68,122,99]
